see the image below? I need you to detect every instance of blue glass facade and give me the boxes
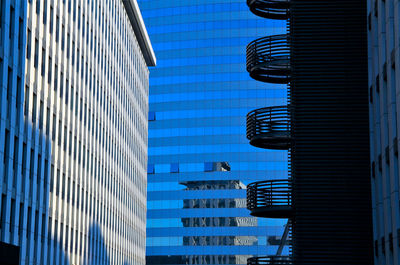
[139,0,289,263]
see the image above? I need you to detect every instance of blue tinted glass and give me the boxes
[149,111,156,121]
[170,163,179,173]
[148,164,155,174]
[139,0,290,263]
[204,162,214,172]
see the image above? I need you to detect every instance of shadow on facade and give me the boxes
[82,223,111,265]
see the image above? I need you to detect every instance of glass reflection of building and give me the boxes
[139,0,290,264]
[181,163,256,264]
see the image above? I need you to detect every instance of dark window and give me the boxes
[36,0,40,14]
[170,163,179,173]
[149,111,156,121]
[148,164,155,174]
[49,6,53,33]
[43,0,47,24]
[41,48,46,76]
[7,68,12,102]
[9,6,14,39]
[18,19,23,49]
[34,38,39,68]
[26,29,31,59]
[48,56,52,83]
[204,162,214,172]
[56,15,59,42]
[4,129,10,164]
[16,76,21,109]
[0,195,6,230]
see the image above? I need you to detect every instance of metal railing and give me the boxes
[247,179,292,211]
[248,256,292,265]
[246,34,290,84]
[246,105,290,149]
[247,0,290,20]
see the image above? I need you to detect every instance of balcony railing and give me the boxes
[248,256,292,265]
[247,34,290,84]
[247,105,290,150]
[247,179,292,218]
[247,0,290,20]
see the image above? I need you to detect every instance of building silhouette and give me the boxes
[0,0,155,264]
[368,0,400,264]
[245,0,374,264]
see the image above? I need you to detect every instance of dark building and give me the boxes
[245,0,374,264]
[368,0,400,264]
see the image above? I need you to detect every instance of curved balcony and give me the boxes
[247,106,290,150]
[247,0,290,20]
[247,179,292,218]
[246,34,290,84]
[248,256,292,265]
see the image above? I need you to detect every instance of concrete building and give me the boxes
[0,0,155,264]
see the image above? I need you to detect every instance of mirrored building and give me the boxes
[138,0,290,264]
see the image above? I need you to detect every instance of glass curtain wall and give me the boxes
[139,1,288,264]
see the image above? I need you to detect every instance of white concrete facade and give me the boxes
[0,0,154,264]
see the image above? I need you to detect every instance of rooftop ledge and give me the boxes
[122,0,156,67]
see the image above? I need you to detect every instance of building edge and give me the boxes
[122,0,157,66]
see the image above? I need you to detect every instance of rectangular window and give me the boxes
[46,107,50,136]
[26,29,31,59]
[24,85,29,116]
[149,111,156,121]
[39,102,44,130]
[50,164,54,192]
[54,64,58,90]
[43,0,47,24]
[61,24,65,50]
[18,203,23,236]
[204,162,214,172]
[16,77,21,109]
[49,6,53,33]
[10,199,15,233]
[148,164,155,174]
[26,207,31,238]
[11,137,18,170]
[63,126,67,151]
[4,129,10,164]
[48,56,52,84]
[29,149,34,180]
[56,169,60,196]
[170,163,179,173]
[58,120,62,146]
[65,79,69,104]
[18,19,23,49]
[9,6,14,39]
[34,38,39,68]
[41,48,46,76]
[21,143,26,179]
[0,195,7,230]
[7,68,12,102]
[36,0,40,14]
[52,114,56,141]
[56,15,59,42]
[32,93,36,123]
[37,154,41,184]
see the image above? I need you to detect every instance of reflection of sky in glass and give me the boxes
[139,0,289,263]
